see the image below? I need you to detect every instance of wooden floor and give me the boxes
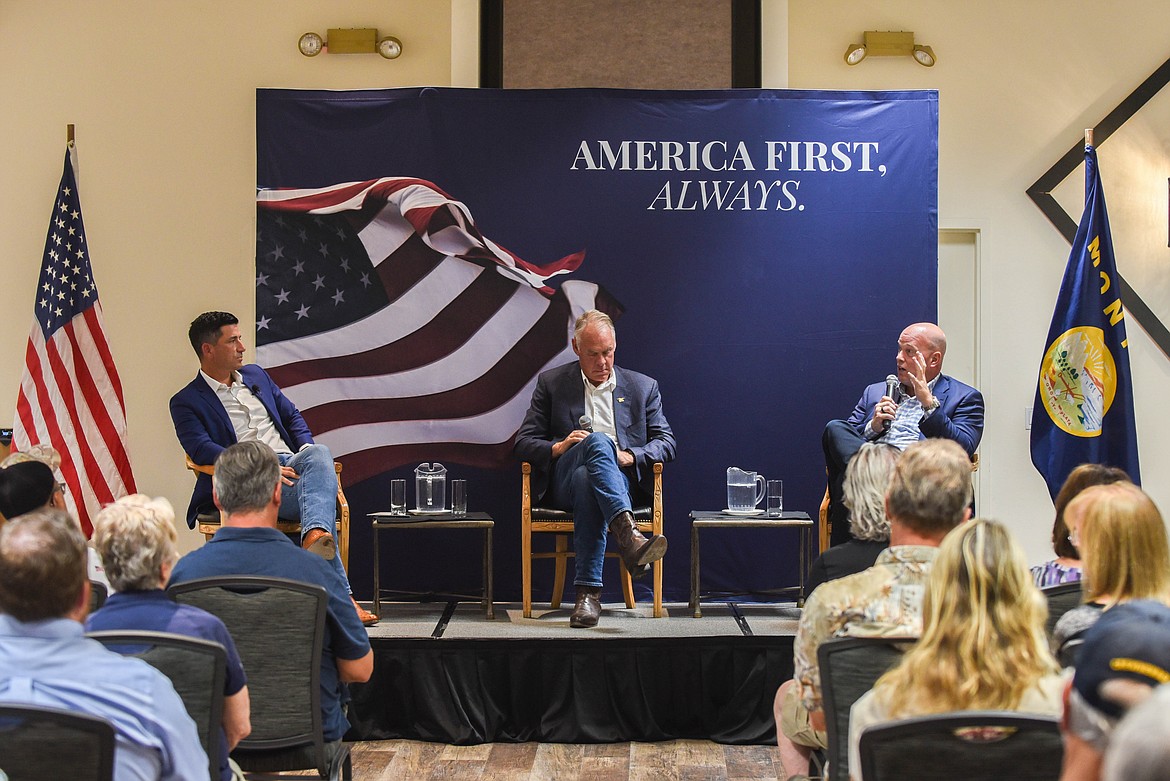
[338,739,784,780]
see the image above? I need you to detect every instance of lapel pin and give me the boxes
[617,397,625,403]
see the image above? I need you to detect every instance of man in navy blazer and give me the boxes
[515,310,676,628]
[169,311,377,625]
[822,322,983,547]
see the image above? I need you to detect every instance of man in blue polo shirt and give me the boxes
[0,508,208,781]
[87,494,251,781]
[169,441,373,747]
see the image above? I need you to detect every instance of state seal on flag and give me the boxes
[1038,326,1117,437]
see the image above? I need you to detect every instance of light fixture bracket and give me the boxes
[844,30,936,67]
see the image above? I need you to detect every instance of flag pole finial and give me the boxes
[1085,128,1093,148]
[66,124,75,148]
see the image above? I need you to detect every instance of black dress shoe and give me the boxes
[570,586,602,628]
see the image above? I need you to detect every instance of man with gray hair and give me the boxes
[169,441,372,750]
[775,438,973,781]
[0,509,208,781]
[515,309,676,628]
[87,494,251,781]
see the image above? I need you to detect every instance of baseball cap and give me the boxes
[1073,600,1170,719]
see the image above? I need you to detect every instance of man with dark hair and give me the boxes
[775,438,973,780]
[169,311,376,625]
[169,441,373,751]
[822,322,984,547]
[514,309,676,628]
[0,509,208,781]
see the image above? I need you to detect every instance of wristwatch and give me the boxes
[926,395,940,413]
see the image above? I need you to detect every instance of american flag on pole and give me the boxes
[256,177,622,484]
[14,147,136,535]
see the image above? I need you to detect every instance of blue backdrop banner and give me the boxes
[255,87,939,604]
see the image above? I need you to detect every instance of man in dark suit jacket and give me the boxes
[822,322,984,546]
[515,310,676,628]
[169,311,377,625]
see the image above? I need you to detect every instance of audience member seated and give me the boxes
[1031,464,1130,588]
[774,438,973,781]
[0,508,208,781]
[848,518,1063,779]
[1051,482,1170,654]
[86,494,251,781]
[1060,600,1170,781]
[168,441,373,752]
[806,443,899,596]
[0,449,109,590]
[1101,682,1170,781]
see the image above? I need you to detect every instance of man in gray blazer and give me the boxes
[515,310,676,628]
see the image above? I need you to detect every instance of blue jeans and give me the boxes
[548,433,632,588]
[278,444,350,593]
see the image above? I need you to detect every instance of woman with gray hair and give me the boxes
[86,494,251,781]
[805,443,900,595]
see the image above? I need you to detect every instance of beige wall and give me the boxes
[783,0,1170,561]
[0,0,455,550]
[4,0,1168,565]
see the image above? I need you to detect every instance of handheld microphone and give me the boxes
[882,374,899,432]
[578,414,593,432]
[885,374,899,401]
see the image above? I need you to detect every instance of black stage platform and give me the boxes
[348,600,798,745]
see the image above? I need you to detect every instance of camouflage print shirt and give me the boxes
[794,545,936,712]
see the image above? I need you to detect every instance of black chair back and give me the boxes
[88,579,108,613]
[818,637,910,781]
[0,703,115,781]
[169,576,349,780]
[858,711,1062,781]
[88,629,226,781]
[1042,582,1083,639]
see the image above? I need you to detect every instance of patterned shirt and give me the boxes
[1031,559,1083,589]
[794,545,937,712]
[871,377,939,451]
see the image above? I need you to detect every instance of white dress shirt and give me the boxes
[200,370,292,455]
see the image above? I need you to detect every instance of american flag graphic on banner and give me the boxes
[256,177,622,485]
[14,148,136,535]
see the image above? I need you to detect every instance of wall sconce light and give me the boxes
[844,31,936,67]
[298,29,403,59]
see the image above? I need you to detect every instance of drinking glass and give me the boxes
[390,479,407,516]
[451,479,467,516]
[766,480,783,517]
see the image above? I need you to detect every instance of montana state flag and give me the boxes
[1030,146,1140,499]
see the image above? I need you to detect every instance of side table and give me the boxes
[689,510,813,618]
[368,512,494,619]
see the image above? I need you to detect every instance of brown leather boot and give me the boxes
[301,528,336,561]
[569,586,602,628]
[608,511,667,573]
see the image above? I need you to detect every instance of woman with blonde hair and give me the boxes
[848,518,1062,779]
[1052,481,1170,651]
[806,443,900,595]
[1031,463,1130,588]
